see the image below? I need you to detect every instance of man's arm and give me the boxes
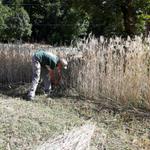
[46,63,62,86]
[47,67,62,86]
[56,65,62,85]
[49,69,55,83]
[45,65,55,84]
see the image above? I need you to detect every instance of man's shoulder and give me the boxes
[34,49,45,56]
[45,52,59,62]
[46,52,57,58]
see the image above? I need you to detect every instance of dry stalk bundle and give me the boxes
[36,124,95,150]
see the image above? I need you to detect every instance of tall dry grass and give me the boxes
[74,35,150,109]
[0,44,32,84]
[0,36,150,109]
[0,43,74,84]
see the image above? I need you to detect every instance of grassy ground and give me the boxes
[0,85,150,150]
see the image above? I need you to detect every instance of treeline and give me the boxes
[0,0,150,44]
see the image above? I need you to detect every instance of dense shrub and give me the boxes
[0,3,10,41]
[3,7,32,42]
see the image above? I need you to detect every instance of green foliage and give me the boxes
[2,0,23,5]
[48,6,89,44]
[0,2,32,42]
[1,0,150,43]
[0,3,10,40]
[133,0,150,34]
[73,0,124,36]
[73,0,150,36]
[23,0,89,44]
[4,7,32,41]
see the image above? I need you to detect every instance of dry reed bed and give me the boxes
[0,36,150,109]
[0,43,76,84]
[75,36,150,109]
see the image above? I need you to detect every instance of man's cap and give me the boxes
[60,58,68,69]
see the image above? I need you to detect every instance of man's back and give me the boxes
[34,50,59,69]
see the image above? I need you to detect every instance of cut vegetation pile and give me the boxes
[36,124,95,150]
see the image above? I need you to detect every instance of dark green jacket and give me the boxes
[34,50,59,69]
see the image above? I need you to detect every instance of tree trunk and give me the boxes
[121,0,136,36]
[145,21,150,36]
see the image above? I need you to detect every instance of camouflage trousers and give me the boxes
[28,56,51,98]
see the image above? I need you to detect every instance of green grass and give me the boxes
[0,95,84,150]
[0,86,150,150]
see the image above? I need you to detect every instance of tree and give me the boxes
[73,0,124,36]
[23,0,89,44]
[133,0,150,35]
[0,3,10,41]
[1,0,32,42]
[4,7,32,41]
[121,0,136,36]
[2,0,23,6]
[72,0,150,37]
[2,0,150,43]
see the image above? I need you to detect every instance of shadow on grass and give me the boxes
[0,83,150,120]
[0,83,80,100]
[0,83,30,99]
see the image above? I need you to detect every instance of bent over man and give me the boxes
[27,50,68,100]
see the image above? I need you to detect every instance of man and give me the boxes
[27,50,68,100]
